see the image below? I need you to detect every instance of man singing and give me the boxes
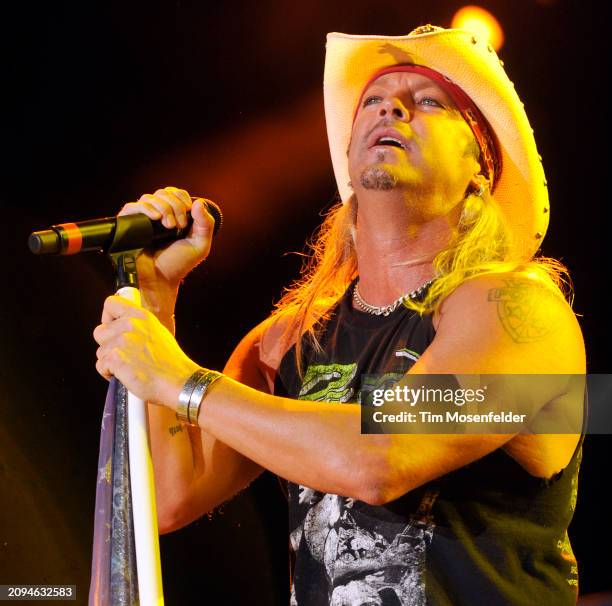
[93,25,585,605]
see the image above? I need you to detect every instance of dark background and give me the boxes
[2,0,609,604]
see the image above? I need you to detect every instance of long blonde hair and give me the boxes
[269,188,573,381]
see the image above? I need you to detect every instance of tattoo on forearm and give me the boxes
[169,424,183,437]
[487,278,556,343]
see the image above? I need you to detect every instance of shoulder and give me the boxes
[426,270,585,374]
[258,294,342,370]
[223,310,300,394]
[225,291,347,392]
[258,310,301,372]
[435,270,577,332]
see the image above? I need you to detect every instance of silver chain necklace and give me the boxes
[353,278,436,316]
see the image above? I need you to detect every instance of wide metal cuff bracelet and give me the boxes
[177,369,208,423]
[188,369,224,425]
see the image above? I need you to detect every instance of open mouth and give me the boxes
[372,136,406,150]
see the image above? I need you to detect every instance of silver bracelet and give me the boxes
[187,369,224,425]
[177,369,208,423]
[177,368,224,426]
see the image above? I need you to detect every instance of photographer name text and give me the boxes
[371,410,527,424]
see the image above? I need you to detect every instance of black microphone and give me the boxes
[28,199,223,255]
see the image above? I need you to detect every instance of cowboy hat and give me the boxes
[323,24,549,259]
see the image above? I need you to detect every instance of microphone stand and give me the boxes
[109,244,164,605]
[30,203,221,604]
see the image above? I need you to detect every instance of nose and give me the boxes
[378,97,410,120]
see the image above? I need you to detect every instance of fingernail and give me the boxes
[151,210,162,219]
[165,215,176,228]
[177,214,187,227]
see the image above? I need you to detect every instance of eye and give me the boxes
[418,97,444,108]
[362,95,381,107]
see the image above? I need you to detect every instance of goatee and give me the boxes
[360,167,397,190]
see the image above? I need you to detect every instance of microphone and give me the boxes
[28,199,223,255]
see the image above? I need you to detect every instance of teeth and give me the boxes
[376,136,405,149]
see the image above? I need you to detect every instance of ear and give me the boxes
[464,174,487,199]
[470,172,489,191]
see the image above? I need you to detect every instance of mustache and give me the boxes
[367,118,411,140]
[346,119,413,155]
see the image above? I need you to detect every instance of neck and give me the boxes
[353,191,460,306]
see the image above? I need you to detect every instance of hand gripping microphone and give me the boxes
[28,198,223,255]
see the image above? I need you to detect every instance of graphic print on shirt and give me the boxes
[394,347,421,362]
[359,371,410,409]
[298,362,358,402]
[290,361,437,606]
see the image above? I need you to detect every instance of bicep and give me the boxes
[413,273,585,423]
[373,273,585,503]
[419,273,585,375]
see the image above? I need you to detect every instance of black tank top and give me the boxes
[274,278,583,606]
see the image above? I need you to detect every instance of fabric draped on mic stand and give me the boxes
[89,378,140,605]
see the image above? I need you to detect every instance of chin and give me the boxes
[359,166,398,191]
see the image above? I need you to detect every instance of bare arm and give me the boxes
[140,285,198,533]
[371,272,586,503]
[96,272,585,509]
[155,320,274,534]
[100,186,299,532]
[159,272,585,505]
[99,186,277,533]
[147,313,276,534]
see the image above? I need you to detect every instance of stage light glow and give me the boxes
[451,6,505,51]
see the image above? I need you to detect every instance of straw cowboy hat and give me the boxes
[323,24,549,259]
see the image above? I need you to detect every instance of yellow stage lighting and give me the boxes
[451,5,505,51]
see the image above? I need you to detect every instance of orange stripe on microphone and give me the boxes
[57,222,83,254]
